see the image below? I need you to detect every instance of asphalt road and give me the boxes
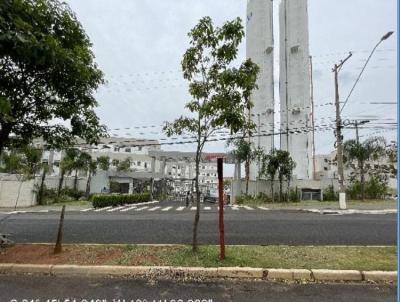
[0,275,396,302]
[0,201,396,245]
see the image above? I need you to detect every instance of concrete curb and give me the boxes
[0,264,396,283]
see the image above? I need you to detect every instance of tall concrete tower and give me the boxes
[279,0,312,179]
[246,0,275,180]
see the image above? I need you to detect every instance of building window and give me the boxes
[125,148,131,153]
[137,161,141,166]
[138,146,142,151]
[144,162,148,169]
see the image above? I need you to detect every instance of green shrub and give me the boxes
[323,185,339,201]
[365,177,388,199]
[346,178,388,200]
[60,188,86,200]
[256,192,272,203]
[288,188,300,203]
[92,193,151,208]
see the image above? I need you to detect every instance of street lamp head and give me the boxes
[381,31,394,41]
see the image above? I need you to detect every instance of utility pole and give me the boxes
[333,52,352,209]
[310,55,316,180]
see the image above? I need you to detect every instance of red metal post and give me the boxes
[217,158,225,260]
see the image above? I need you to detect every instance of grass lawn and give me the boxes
[238,199,397,210]
[1,244,396,271]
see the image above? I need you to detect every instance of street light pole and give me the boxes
[341,31,394,113]
[333,52,353,209]
[333,31,393,209]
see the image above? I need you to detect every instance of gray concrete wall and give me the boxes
[232,178,339,200]
[0,174,37,207]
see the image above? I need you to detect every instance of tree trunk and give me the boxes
[287,179,291,202]
[360,160,365,201]
[0,125,11,158]
[192,149,201,252]
[279,177,283,203]
[245,159,250,195]
[271,178,274,203]
[54,205,66,254]
[14,178,24,210]
[38,168,47,205]
[58,170,65,196]
[85,173,91,198]
[74,170,78,192]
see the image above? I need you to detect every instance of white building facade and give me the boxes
[246,0,275,180]
[279,0,312,180]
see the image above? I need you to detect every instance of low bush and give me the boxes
[347,178,388,200]
[323,185,339,201]
[288,188,300,203]
[92,193,151,208]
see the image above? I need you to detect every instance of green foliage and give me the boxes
[163,16,259,251]
[344,137,386,166]
[323,185,339,201]
[0,146,43,179]
[365,177,388,199]
[117,158,131,172]
[288,188,300,203]
[230,139,253,162]
[163,16,259,162]
[0,152,23,174]
[40,186,86,204]
[97,156,110,171]
[347,178,388,200]
[259,149,296,202]
[0,0,106,154]
[92,193,151,208]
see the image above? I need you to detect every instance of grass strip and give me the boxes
[237,199,396,209]
[0,244,396,271]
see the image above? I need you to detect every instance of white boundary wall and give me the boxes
[0,174,37,207]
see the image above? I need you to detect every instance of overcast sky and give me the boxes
[65,0,397,158]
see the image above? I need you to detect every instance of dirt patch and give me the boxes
[0,244,126,265]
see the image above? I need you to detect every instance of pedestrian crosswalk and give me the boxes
[80,204,271,213]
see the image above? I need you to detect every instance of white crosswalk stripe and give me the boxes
[135,206,149,211]
[107,206,126,212]
[120,206,137,212]
[94,206,112,212]
[242,206,254,210]
[81,203,273,213]
[148,206,161,211]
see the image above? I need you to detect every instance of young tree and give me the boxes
[344,136,386,201]
[58,148,80,195]
[275,150,296,202]
[229,138,253,195]
[75,151,92,193]
[259,149,280,203]
[0,0,106,156]
[164,17,259,251]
